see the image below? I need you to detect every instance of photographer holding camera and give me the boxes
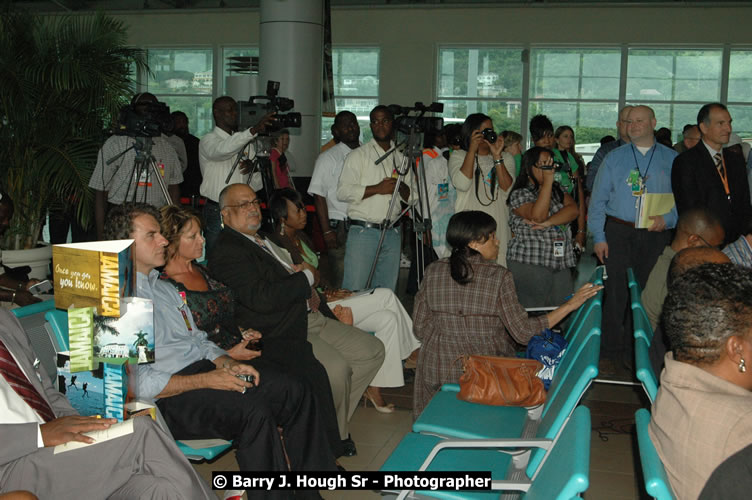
[448,113,515,266]
[506,147,579,307]
[89,92,183,240]
[199,96,275,253]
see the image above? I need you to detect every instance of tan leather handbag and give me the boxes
[457,355,546,407]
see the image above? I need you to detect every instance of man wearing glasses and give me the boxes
[209,184,384,460]
[337,105,414,292]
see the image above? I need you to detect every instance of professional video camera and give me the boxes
[238,80,302,132]
[387,102,444,135]
[114,101,173,138]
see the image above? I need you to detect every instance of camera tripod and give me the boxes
[365,126,434,291]
[106,136,172,206]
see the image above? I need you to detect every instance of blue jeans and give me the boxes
[202,201,222,255]
[342,225,401,292]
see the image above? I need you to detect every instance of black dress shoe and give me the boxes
[341,434,357,457]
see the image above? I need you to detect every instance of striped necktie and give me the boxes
[0,339,56,422]
[714,152,726,178]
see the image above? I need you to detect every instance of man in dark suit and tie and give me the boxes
[672,103,752,244]
[0,309,213,499]
[209,183,384,459]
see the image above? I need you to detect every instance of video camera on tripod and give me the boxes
[114,101,173,138]
[387,102,444,135]
[238,80,302,133]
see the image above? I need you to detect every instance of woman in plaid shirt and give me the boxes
[412,211,601,418]
[506,147,580,307]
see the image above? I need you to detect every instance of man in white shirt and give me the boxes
[309,111,360,287]
[337,105,414,291]
[89,92,183,240]
[199,96,274,252]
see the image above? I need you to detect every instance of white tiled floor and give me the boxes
[194,381,646,499]
[194,244,646,499]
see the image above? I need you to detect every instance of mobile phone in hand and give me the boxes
[29,280,52,296]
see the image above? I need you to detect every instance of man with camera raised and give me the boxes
[199,96,275,253]
[89,92,183,240]
[337,105,414,292]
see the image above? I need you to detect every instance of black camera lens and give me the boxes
[481,128,497,144]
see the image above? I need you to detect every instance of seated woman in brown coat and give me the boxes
[412,210,601,419]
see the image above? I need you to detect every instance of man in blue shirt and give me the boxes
[104,203,335,499]
[585,105,633,193]
[588,105,678,374]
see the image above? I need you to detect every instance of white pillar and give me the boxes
[260,0,324,177]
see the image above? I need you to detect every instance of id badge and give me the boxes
[437,182,449,201]
[136,169,152,187]
[628,169,643,196]
[179,307,193,331]
[553,239,565,258]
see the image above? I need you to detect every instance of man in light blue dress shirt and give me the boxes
[589,105,678,373]
[104,203,335,499]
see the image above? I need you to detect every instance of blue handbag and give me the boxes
[525,329,568,390]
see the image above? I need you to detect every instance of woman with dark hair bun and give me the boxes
[448,113,515,266]
[412,210,601,419]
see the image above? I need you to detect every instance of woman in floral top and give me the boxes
[158,205,346,458]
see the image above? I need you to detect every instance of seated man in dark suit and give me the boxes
[672,103,752,244]
[105,203,335,499]
[0,307,213,499]
[209,183,385,458]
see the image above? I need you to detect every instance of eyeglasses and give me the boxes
[225,199,261,210]
[696,234,721,250]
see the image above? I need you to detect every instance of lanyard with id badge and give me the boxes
[178,291,193,332]
[628,145,656,224]
[553,226,566,258]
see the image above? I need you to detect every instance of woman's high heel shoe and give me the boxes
[363,389,395,414]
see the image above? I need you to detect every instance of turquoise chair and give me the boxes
[11,299,56,319]
[626,267,638,289]
[635,336,658,403]
[411,333,600,478]
[635,409,676,500]
[383,406,592,500]
[43,307,232,463]
[627,267,654,344]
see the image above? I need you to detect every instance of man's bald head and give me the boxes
[219,183,262,235]
[674,208,725,250]
[668,247,731,288]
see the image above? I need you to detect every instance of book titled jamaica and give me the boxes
[52,240,134,317]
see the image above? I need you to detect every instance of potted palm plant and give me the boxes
[0,9,146,277]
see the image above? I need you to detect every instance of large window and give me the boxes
[437,47,523,133]
[728,49,752,139]
[626,48,723,143]
[221,46,259,96]
[437,45,751,157]
[144,48,214,137]
[529,48,621,148]
[321,47,380,145]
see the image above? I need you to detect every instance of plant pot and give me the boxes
[2,243,52,280]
